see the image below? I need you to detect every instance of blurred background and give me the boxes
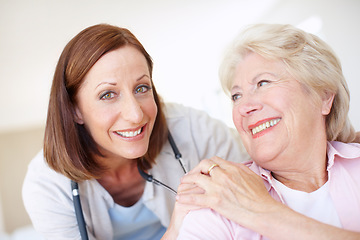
[0,0,359,237]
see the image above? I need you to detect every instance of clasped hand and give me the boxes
[175,156,280,231]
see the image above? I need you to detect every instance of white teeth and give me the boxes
[117,128,142,138]
[251,119,280,135]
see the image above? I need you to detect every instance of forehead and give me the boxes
[232,53,286,85]
[80,46,149,85]
[237,53,284,74]
[92,46,148,72]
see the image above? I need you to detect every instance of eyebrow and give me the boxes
[95,74,151,89]
[253,72,278,82]
[230,85,241,94]
[95,81,117,89]
[137,74,151,82]
[230,72,278,91]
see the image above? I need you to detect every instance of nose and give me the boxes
[120,94,144,123]
[236,94,262,117]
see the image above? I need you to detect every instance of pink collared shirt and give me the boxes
[177,141,360,239]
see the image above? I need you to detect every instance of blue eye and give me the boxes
[100,92,115,100]
[135,85,151,94]
[258,80,269,87]
[231,93,242,102]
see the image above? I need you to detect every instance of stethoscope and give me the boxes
[71,131,187,240]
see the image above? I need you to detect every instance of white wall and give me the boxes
[0,0,359,233]
[1,0,359,132]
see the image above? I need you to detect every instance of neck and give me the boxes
[97,157,146,207]
[271,139,329,193]
[272,165,328,193]
[105,157,138,177]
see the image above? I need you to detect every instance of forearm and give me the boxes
[252,203,360,240]
[161,200,201,240]
[177,158,360,239]
[161,227,178,240]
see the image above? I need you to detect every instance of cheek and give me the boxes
[143,97,158,121]
[232,106,243,132]
[86,112,113,138]
[81,104,117,132]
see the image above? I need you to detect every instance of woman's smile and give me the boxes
[114,124,147,140]
[249,118,281,137]
[116,126,143,138]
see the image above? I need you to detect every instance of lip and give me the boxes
[248,118,276,129]
[248,117,281,138]
[114,124,147,141]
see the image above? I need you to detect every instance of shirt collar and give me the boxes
[247,161,273,191]
[326,141,360,170]
[248,141,360,185]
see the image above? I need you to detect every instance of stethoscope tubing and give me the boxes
[71,130,185,240]
[71,180,89,240]
[168,131,187,173]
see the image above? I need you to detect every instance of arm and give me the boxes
[161,201,199,240]
[161,105,250,239]
[23,176,85,240]
[176,156,360,240]
[22,153,98,240]
[255,205,360,240]
[184,104,249,165]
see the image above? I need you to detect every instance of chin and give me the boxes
[123,146,149,159]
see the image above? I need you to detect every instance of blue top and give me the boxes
[109,197,166,240]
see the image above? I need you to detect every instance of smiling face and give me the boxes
[74,46,157,164]
[231,52,333,170]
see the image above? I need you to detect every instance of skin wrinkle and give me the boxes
[232,52,330,192]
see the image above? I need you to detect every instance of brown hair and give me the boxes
[44,24,168,181]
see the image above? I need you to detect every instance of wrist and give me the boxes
[161,227,178,240]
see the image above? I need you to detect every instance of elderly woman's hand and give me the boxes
[176,156,281,230]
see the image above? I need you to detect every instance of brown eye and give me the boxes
[101,92,115,100]
[135,85,151,94]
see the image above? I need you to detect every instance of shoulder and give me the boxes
[163,102,247,162]
[163,102,233,137]
[178,208,258,239]
[24,150,68,185]
[163,102,214,122]
[23,150,104,202]
[178,208,234,239]
[22,150,71,204]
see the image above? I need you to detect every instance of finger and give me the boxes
[177,183,205,195]
[186,158,215,175]
[177,182,197,192]
[190,156,236,176]
[176,192,213,208]
[208,156,241,171]
[210,156,256,176]
[190,158,222,176]
[180,171,212,187]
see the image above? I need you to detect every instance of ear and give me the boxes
[321,91,335,116]
[74,106,84,124]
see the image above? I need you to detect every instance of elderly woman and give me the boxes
[176,24,360,239]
